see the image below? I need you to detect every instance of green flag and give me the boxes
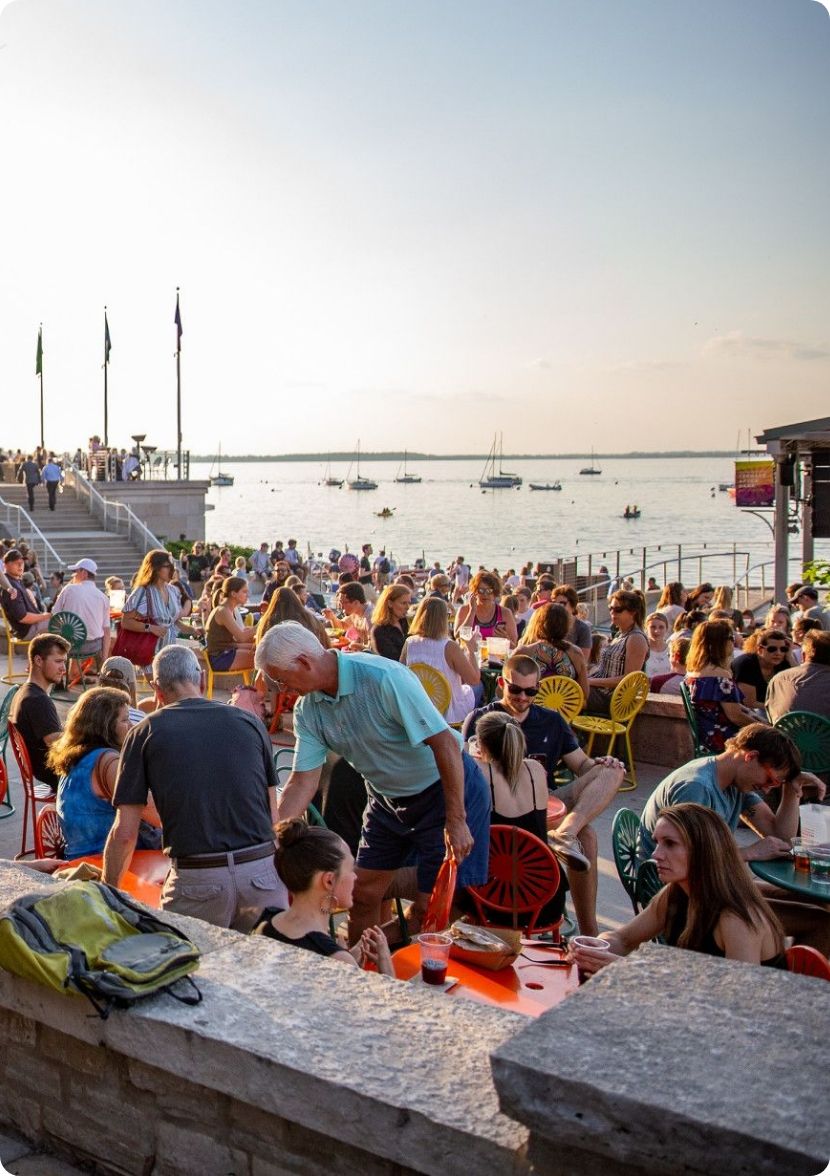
[35,327,43,376]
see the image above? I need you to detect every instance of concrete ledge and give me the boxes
[630,693,693,767]
[491,944,829,1176]
[0,863,529,1175]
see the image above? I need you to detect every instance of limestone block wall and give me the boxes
[630,694,694,767]
[94,483,210,543]
[0,864,529,1176]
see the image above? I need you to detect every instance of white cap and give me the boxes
[68,558,98,574]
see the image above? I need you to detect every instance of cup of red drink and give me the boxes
[571,935,611,985]
[418,932,453,986]
[791,838,811,873]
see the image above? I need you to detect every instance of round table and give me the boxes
[749,857,830,902]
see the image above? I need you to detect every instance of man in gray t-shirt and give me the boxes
[637,724,823,863]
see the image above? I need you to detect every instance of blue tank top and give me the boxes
[56,747,116,858]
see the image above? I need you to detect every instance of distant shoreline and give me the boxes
[190,450,739,463]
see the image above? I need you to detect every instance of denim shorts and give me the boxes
[357,752,490,893]
[208,647,237,672]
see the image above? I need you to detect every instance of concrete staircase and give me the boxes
[0,482,149,581]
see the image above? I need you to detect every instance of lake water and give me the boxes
[193,456,823,586]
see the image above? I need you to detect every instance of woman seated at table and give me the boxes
[370,584,412,660]
[257,585,328,648]
[322,582,373,649]
[731,626,794,710]
[49,687,161,858]
[572,803,785,975]
[205,576,256,673]
[517,603,588,701]
[253,819,394,975]
[401,595,481,721]
[469,712,567,925]
[684,620,760,752]
[684,582,715,615]
[455,570,518,646]
[586,589,649,715]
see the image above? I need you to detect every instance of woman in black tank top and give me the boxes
[572,803,785,978]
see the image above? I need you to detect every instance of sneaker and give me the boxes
[548,832,590,872]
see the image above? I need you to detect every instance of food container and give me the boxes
[448,920,521,970]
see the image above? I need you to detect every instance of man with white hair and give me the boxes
[52,558,111,664]
[256,621,490,943]
[102,644,287,929]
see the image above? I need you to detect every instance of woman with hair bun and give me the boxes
[253,819,394,975]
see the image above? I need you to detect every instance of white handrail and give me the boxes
[63,464,163,554]
[0,497,65,573]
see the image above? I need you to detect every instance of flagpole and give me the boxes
[103,306,109,448]
[36,324,44,448]
[175,287,182,480]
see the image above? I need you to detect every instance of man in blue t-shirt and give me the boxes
[463,653,625,937]
[256,621,490,945]
[638,724,824,862]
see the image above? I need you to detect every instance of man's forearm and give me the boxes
[102,831,135,886]
[772,786,802,842]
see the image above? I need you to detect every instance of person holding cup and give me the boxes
[573,803,786,978]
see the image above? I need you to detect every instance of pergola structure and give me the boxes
[755,416,830,600]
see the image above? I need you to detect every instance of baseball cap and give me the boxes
[790,585,818,603]
[3,548,23,563]
[68,558,98,574]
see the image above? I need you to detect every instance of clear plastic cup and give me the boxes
[418,932,452,986]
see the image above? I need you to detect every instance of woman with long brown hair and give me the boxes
[205,576,256,673]
[49,687,160,858]
[572,803,785,974]
[656,582,687,628]
[256,585,328,648]
[120,548,185,657]
[370,584,412,660]
[518,602,588,700]
[684,619,759,752]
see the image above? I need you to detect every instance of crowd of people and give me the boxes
[2,528,829,984]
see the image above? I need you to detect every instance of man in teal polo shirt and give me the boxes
[256,621,490,944]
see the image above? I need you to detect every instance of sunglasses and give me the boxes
[608,605,629,614]
[475,589,495,598]
[761,644,788,653]
[505,682,538,698]
[763,762,789,787]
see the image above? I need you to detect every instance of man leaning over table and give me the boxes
[102,644,287,930]
[463,653,625,938]
[637,723,830,955]
[256,620,490,945]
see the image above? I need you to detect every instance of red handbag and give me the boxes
[111,589,159,666]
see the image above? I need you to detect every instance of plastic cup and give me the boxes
[459,625,474,642]
[571,935,611,985]
[418,932,452,986]
[487,636,510,665]
[808,846,830,889]
[791,838,811,873]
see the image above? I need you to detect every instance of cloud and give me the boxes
[702,331,830,362]
[604,359,686,375]
[526,357,552,370]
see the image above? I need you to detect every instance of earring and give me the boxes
[320,891,334,915]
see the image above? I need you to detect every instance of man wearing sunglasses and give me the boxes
[462,653,625,937]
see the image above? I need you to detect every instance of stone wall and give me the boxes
[0,863,528,1176]
[492,943,830,1176]
[93,483,210,544]
[630,693,694,767]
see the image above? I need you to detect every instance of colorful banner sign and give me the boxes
[734,459,775,507]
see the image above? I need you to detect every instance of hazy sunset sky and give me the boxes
[1,0,828,456]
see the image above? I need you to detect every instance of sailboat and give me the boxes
[579,449,602,476]
[479,435,522,489]
[209,444,234,487]
[322,460,343,488]
[394,450,422,484]
[347,441,378,490]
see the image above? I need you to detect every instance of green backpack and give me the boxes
[0,880,201,1018]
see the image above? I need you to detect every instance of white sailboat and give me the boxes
[394,450,422,484]
[479,435,522,489]
[347,441,378,490]
[323,460,343,487]
[209,444,234,487]
[579,448,602,476]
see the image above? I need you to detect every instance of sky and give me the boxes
[1,0,828,457]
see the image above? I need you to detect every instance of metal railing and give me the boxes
[63,464,162,555]
[0,497,65,573]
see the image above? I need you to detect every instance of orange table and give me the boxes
[61,850,169,909]
[392,940,578,1016]
[546,794,566,828]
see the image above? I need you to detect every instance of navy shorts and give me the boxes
[357,752,490,894]
[208,648,237,672]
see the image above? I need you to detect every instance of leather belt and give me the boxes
[174,842,274,871]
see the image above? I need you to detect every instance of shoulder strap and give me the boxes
[526,761,540,809]
[487,763,495,809]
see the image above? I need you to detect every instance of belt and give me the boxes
[173,842,274,871]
